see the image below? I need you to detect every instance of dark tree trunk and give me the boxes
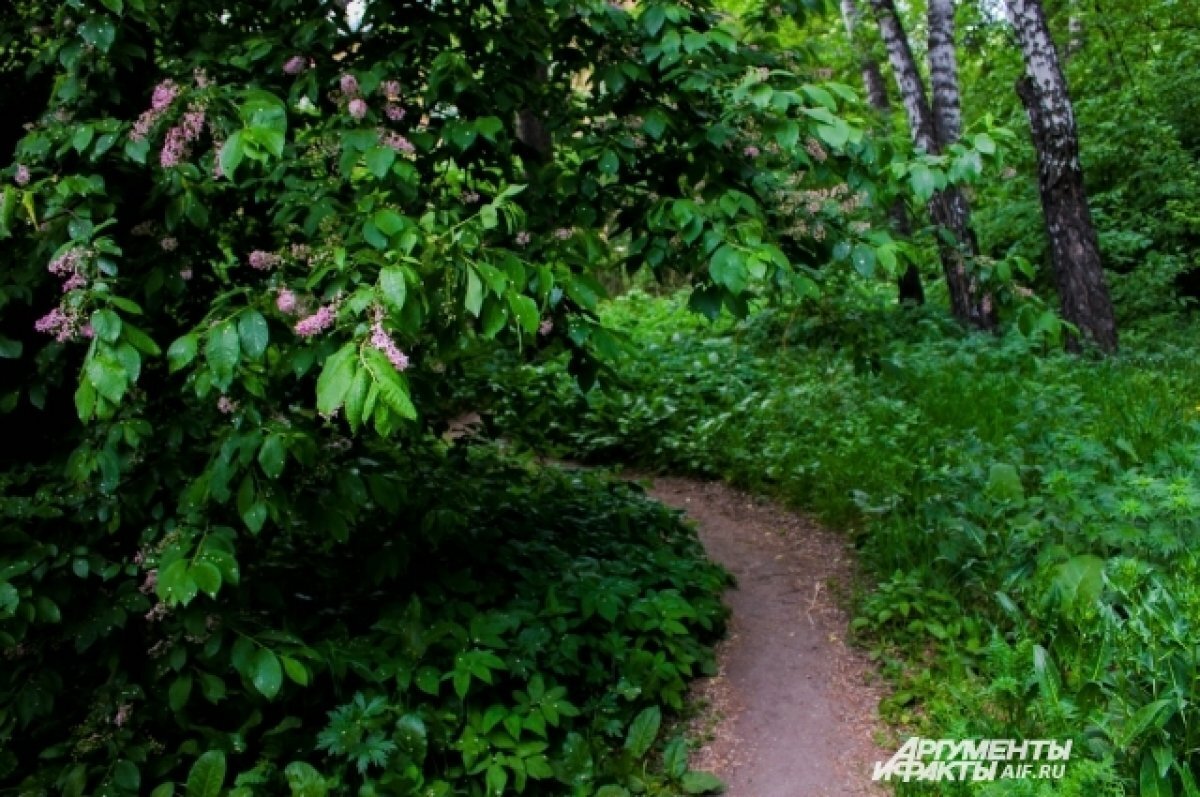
[869,0,994,327]
[840,0,924,304]
[1008,0,1117,352]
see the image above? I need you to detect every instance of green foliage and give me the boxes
[466,288,1200,794]
[0,444,729,793]
[0,0,924,792]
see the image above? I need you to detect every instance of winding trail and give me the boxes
[643,477,890,797]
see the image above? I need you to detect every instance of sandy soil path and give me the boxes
[644,477,890,797]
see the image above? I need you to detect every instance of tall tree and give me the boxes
[839,0,924,304]
[927,0,963,146]
[1006,0,1118,352]
[868,0,995,328]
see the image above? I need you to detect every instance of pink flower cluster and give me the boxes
[554,227,574,240]
[160,236,178,251]
[13,165,30,186]
[538,318,554,337]
[131,79,180,142]
[295,304,336,337]
[340,74,360,96]
[61,272,87,292]
[380,80,402,100]
[160,105,206,168]
[348,98,368,120]
[276,288,298,314]
[283,55,310,75]
[290,243,312,263]
[370,319,409,371]
[743,145,760,157]
[48,248,84,277]
[152,80,179,111]
[385,104,406,122]
[43,248,92,331]
[515,231,531,247]
[380,131,414,154]
[217,395,238,414]
[248,250,281,270]
[34,307,93,342]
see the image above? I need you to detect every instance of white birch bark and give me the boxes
[1006,0,1117,351]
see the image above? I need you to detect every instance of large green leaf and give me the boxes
[238,310,270,359]
[205,321,241,387]
[316,343,357,416]
[186,751,226,797]
[250,649,283,699]
[624,706,661,759]
[681,772,725,794]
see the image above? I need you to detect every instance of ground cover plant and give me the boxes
[465,288,1200,794]
[2,439,731,795]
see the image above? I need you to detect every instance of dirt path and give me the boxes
[644,477,890,797]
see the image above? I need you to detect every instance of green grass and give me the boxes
[465,287,1200,795]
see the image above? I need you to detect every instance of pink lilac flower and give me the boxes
[113,704,132,727]
[538,318,554,336]
[140,569,158,595]
[131,111,157,142]
[80,323,94,339]
[462,191,481,204]
[217,395,237,414]
[515,231,531,247]
[290,243,312,263]
[743,145,760,157]
[48,248,83,277]
[370,319,409,371]
[61,272,87,292]
[145,602,169,622]
[14,165,30,186]
[283,55,309,75]
[348,98,368,120]
[159,105,205,168]
[160,128,186,167]
[554,227,573,240]
[193,68,211,88]
[160,236,178,251]
[339,74,360,96]
[179,268,193,281]
[384,103,406,122]
[294,304,336,337]
[248,250,281,270]
[179,106,205,141]
[151,80,179,111]
[380,131,414,154]
[379,80,402,99]
[35,308,71,338]
[276,288,298,314]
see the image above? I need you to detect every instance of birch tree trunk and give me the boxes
[927,0,963,145]
[840,0,925,304]
[868,0,994,328]
[1006,0,1118,352]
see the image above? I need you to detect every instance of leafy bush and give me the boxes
[466,289,1200,794]
[0,1,921,794]
[2,443,729,794]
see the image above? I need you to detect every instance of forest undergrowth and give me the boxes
[465,287,1200,795]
